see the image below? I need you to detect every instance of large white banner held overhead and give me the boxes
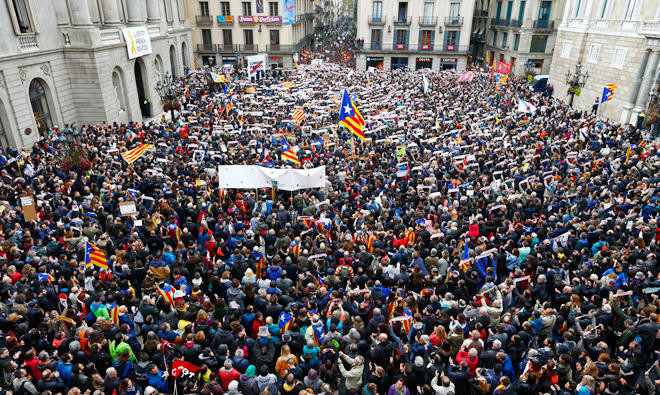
[217,166,326,191]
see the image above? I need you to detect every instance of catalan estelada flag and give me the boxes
[494,73,508,91]
[108,303,119,326]
[292,109,305,123]
[366,233,375,253]
[289,240,301,257]
[278,311,295,333]
[279,81,295,88]
[602,83,617,103]
[253,251,265,279]
[157,285,175,306]
[85,242,108,269]
[338,89,366,142]
[121,144,152,164]
[281,136,300,166]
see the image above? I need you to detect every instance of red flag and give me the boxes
[171,360,201,379]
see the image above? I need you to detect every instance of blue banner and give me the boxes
[282,0,295,24]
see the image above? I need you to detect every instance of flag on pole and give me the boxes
[517,99,537,114]
[209,72,226,83]
[292,109,305,123]
[85,242,108,269]
[602,83,617,103]
[281,136,300,166]
[121,144,152,164]
[338,89,366,142]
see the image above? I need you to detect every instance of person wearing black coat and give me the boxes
[446,361,470,394]
[36,370,65,394]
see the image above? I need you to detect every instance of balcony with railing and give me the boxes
[267,44,296,53]
[418,16,437,26]
[490,18,509,26]
[393,16,411,25]
[510,19,522,27]
[368,15,386,25]
[445,16,463,26]
[197,43,217,53]
[18,33,38,51]
[218,44,239,52]
[356,43,469,53]
[240,44,259,52]
[196,15,214,24]
[533,19,554,30]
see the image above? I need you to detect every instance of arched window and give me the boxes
[112,70,126,112]
[154,55,164,80]
[169,45,177,77]
[0,99,9,148]
[29,79,53,134]
[182,42,188,68]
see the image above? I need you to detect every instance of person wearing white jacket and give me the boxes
[431,370,456,395]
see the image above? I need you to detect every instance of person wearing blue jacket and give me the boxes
[496,352,515,381]
[146,364,169,393]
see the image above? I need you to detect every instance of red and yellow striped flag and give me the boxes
[121,144,153,164]
[292,109,305,123]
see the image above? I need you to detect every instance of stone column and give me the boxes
[634,50,660,110]
[126,0,145,23]
[101,0,121,24]
[621,49,650,123]
[146,0,160,22]
[70,0,93,25]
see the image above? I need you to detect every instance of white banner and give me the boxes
[246,54,267,79]
[122,26,152,59]
[217,165,326,191]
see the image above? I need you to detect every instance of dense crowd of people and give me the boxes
[0,60,657,395]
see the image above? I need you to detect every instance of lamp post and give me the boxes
[155,72,182,123]
[564,62,589,107]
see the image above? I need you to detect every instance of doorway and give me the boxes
[134,60,149,118]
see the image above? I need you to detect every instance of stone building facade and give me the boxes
[548,0,660,123]
[0,0,192,149]
[354,0,475,71]
[481,0,566,75]
[183,0,315,70]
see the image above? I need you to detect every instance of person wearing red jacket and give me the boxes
[455,347,479,377]
[218,359,241,390]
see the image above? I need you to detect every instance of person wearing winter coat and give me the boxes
[238,365,260,395]
[430,370,455,395]
[254,365,278,395]
[337,351,364,393]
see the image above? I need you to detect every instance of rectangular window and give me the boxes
[397,2,408,21]
[539,1,551,20]
[244,29,254,45]
[505,1,513,21]
[11,0,34,32]
[371,29,382,49]
[395,29,407,46]
[223,29,233,45]
[624,0,637,20]
[493,31,498,46]
[201,29,212,46]
[588,43,600,63]
[242,2,252,15]
[495,1,502,19]
[270,30,280,46]
[611,46,627,69]
[446,30,458,49]
[449,2,460,19]
[420,29,432,50]
[530,35,547,52]
[372,1,382,18]
[199,1,209,16]
[518,1,526,22]
[221,2,231,15]
[424,2,434,17]
[561,40,572,58]
[513,33,520,50]
[269,2,278,16]
[502,32,508,47]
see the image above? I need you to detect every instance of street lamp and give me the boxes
[155,72,182,123]
[564,62,589,107]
